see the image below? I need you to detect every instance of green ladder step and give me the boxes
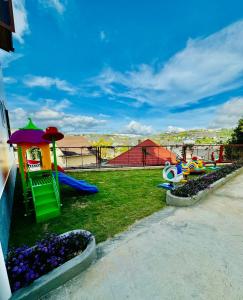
[32,181,52,188]
[32,176,53,186]
[35,196,58,209]
[36,206,61,223]
[33,185,54,197]
[29,173,61,223]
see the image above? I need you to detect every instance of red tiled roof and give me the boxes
[108,139,177,166]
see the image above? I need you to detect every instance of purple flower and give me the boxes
[13,281,21,291]
[12,266,18,272]
[172,163,241,197]
[7,232,90,292]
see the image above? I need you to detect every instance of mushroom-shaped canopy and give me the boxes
[7,118,51,145]
[42,127,64,141]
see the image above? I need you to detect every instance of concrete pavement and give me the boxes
[44,172,243,300]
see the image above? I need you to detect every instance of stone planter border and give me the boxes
[166,167,243,207]
[11,230,96,300]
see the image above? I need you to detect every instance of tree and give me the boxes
[228,118,243,144]
[92,138,113,159]
[225,119,243,161]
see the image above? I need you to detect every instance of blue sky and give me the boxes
[1,0,243,135]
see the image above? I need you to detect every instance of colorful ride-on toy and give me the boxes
[186,157,206,175]
[158,161,187,190]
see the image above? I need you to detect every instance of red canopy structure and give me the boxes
[108,139,177,166]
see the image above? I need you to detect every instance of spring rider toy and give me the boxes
[8,118,64,223]
[177,159,190,181]
[158,161,185,190]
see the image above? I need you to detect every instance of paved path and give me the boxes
[44,173,243,300]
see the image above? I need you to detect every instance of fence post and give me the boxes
[182,145,187,162]
[98,147,100,168]
[128,146,130,166]
[81,147,83,168]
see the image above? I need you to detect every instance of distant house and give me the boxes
[183,138,195,145]
[108,139,177,166]
[56,136,96,168]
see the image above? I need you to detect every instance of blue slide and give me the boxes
[56,172,98,194]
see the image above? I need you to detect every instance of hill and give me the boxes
[84,128,233,146]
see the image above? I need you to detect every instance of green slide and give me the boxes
[28,171,61,223]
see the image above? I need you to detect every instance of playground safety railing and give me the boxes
[13,144,243,170]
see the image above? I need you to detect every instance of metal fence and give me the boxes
[13,144,243,170]
[53,144,243,169]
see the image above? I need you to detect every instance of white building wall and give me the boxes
[0,66,16,257]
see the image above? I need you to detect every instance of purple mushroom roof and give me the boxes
[7,118,50,145]
[8,129,51,145]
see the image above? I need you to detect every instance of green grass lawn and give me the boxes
[10,169,168,248]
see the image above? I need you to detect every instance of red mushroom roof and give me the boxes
[42,127,64,141]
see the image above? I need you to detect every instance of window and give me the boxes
[0,0,15,52]
[0,0,15,32]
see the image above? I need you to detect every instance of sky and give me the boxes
[1,0,243,135]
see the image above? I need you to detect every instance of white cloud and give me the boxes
[39,0,66,14]
[144,105,217,131]
[10,107,27,121]
[35,110,107,131]
[100,31,106,41]
[166,126,185,133]
[55,99,71,110]
[35,107,61,120]
[13,0,29,44]
[55,80,76,94]
[8,94,40,107]
[210,97,243,128]
[9,98,107,133]
[0,50,23,68]
[23,75,77,94]
[98,113,110,118]
[92,20,243,108]
[56,115,107,130]
[3,77,17,84]
[125,120,153,135]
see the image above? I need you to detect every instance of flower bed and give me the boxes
[171,163,242,198]
[7,231,92,292]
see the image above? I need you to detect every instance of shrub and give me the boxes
[7,231,92,292]
[171,163,241,198]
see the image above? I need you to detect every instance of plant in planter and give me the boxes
[171,163,241,198]
[7,231,92,292]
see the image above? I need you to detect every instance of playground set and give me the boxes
[8,119,98,223]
